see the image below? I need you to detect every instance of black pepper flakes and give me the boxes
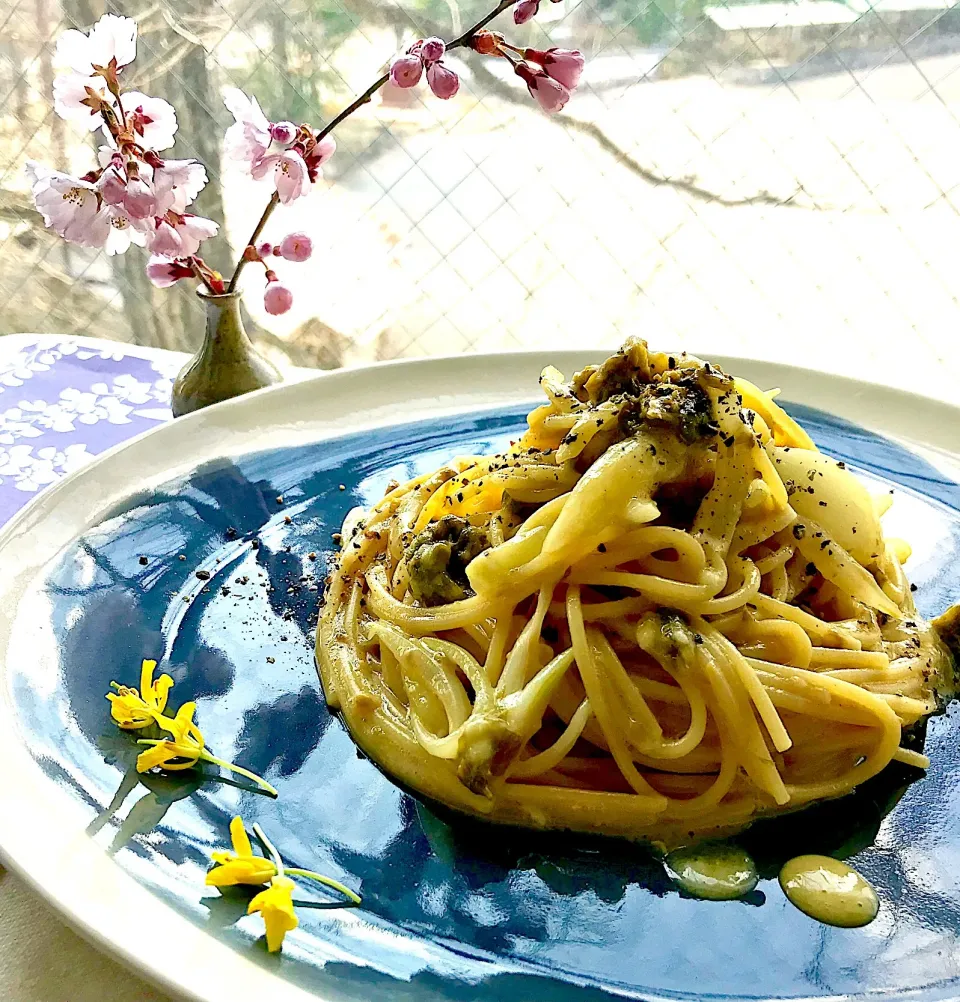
[196,570,211,580]
[598,543,607,553]
[818,500,827,507]
[266,656,276,664]
[138,555,148,565]
[792,524,805,540]
[225,527,238,539]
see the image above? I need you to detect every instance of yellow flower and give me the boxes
[106,659,174,730]
[136,704,278,796]
[248,875,299,953]
[136,701,205,772]
[206,816,278,888]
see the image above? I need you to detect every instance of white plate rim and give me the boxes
[0,349,959,1002]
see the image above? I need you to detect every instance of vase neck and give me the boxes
[200,294,255,362]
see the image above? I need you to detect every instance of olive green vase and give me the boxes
[171,290,282,417]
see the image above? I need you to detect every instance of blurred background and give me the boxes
[2,0,960,400]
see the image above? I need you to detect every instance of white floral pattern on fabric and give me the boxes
[0,342,80,389]
[0,337,176,515]
[0,374,173,441]
[0,443,95,492]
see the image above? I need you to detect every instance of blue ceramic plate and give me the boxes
[2,352,960,1002]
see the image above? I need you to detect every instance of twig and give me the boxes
[226,192,278,293]
[227,0,518,290]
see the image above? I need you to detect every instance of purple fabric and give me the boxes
[0,337,181,526]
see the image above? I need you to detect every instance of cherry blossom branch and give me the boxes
[30,10,582,319]
[227,0,518,294]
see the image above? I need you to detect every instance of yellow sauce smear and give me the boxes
[779,855,879,927]
[665,845,759,901]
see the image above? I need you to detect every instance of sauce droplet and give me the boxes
[665,844,759,901]
[779,855,879,927]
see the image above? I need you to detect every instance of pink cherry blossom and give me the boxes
[146,213,218,258]
[52,72,112,130]
[304,135,336,182]
[223,88,272,168]
[420,37,446,63]
[252,149,310,204]
[27,164,110,247]
[515,63,569,113]
[175,214,219,257]
[390,54,423,89]
[270,121,297,144]
[55,14,137,73]
[426,61,459,100]
[146,256,194,288]
[97,164,127,205]
[152,159,207,213]
[116,92,178,151]
[264,282,294,315]
[257,241,273,258]
[122,176,157,219]
[104,205,148,256]
[514,0,540,24]
[147,219,183,258]
[279,232,313,262]
[526,47,584,90]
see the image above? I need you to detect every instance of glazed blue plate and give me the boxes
[2,353,960,1002]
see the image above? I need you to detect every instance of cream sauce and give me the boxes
[779,854,879,927]
[665,845,759,901]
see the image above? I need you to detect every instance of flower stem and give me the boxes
[224,0,519,292]
[285,868,362,905]
[252,822,284,875]
[226,191,279,293]
[199,750,278,797]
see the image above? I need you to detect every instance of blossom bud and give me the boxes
[390,54,424,89]
[525,47,584,90]
[420,37,446,63]
[471,30,504,55]
[264,281,293,315]
[514,0,539,24]
[270,121,297,144]
[256,241,272,258]
[279,232,313,262]
[427,61,460,100]
[515,62,570,113]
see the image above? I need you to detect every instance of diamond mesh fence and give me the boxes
[2,0,960,399]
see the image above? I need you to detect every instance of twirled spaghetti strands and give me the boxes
[318,340,955,848]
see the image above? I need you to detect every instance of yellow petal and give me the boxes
[210,850,236,866]
[107,692,152,730]
[136,742,176,772]
[206,858,277,887]
[139,659,158,694]
[248,876,298,953]
[155,701,198,743]
[229,815,253,858]
[149,673,174,713]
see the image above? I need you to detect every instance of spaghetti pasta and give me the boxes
[317,340,955,848]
